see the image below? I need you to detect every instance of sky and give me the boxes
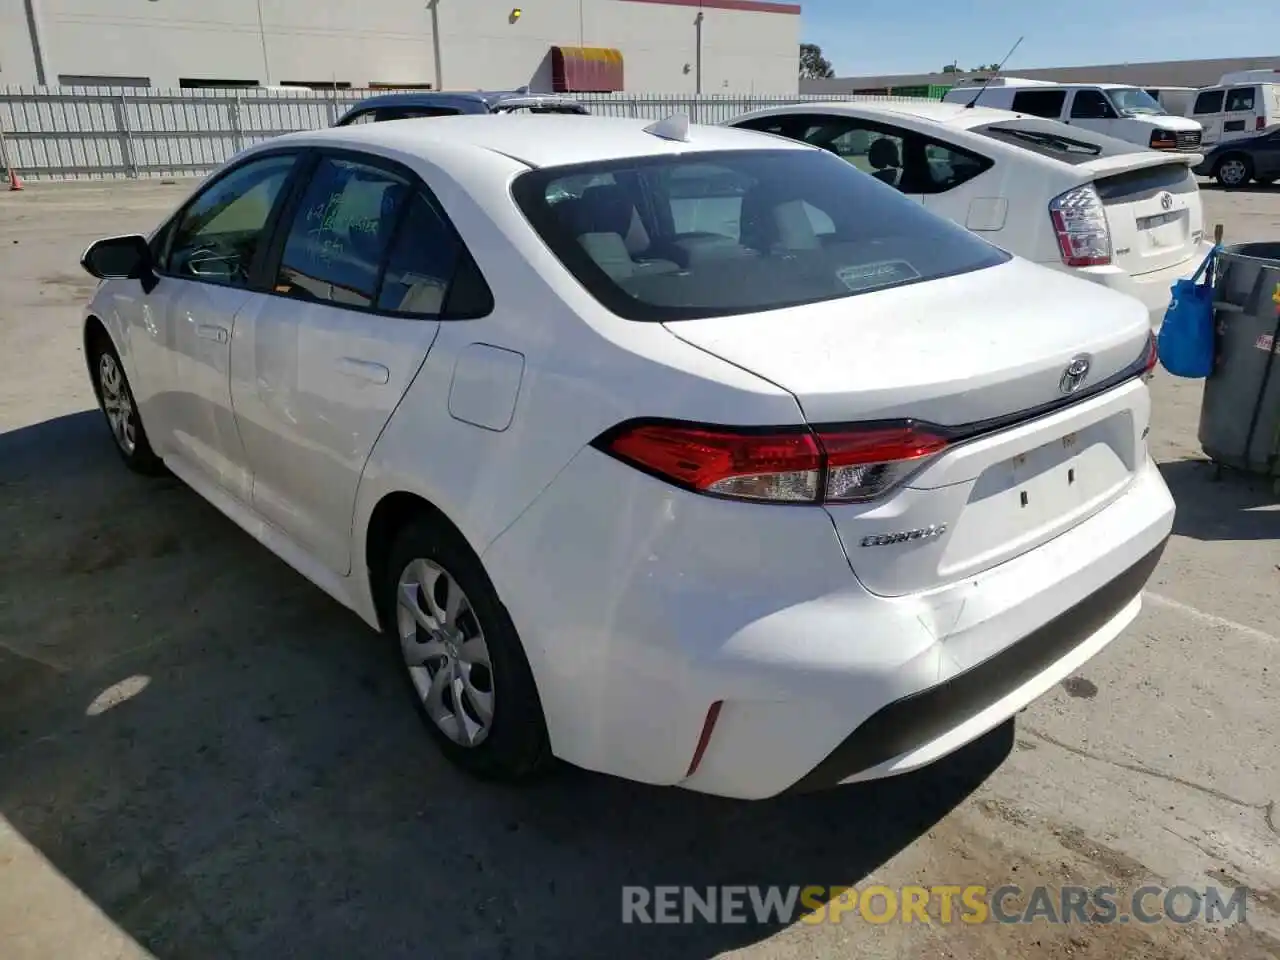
[800,0,1280,78]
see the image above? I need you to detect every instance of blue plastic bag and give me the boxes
[1157,245,1218,379]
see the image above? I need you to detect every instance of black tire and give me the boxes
[88,332,166,476]
[381,515,552,782]
[1214,154,1254,189]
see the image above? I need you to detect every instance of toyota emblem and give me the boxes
[1059,354,1091,395]
[1160,192,1174,211]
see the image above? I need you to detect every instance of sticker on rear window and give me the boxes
[836,260,921,292]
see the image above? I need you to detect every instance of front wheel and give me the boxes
[90,337,165,475]
[1214,154,1253,189]
[382,516,552,782]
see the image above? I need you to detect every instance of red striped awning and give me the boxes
[551,46,624,93]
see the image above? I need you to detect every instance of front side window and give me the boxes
[1070,90,1116,120]
[1225,87,1256,112]
[165,153,297,285]
[274,156,410,307]
[512,149,1008,322]
[1194,89,1225,115]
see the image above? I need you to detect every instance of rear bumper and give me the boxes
[1051,240,1215,326]
[484,445,1176,800]
[786,534,1166,793]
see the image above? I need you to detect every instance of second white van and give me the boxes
[1187,72,1280,147]
[942,79,1204,152]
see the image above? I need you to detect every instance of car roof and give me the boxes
[287,113,816,168]
[341,90,582,110]
[744,99,1027,131]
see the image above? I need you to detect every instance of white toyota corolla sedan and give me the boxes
[78,114,1174,799]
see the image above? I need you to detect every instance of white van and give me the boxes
[1142,86,1196,118]
[1187,71,1280,147]
[942,79,1204,152]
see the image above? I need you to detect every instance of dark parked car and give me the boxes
[334,89,589,126]
[1193,126,1280,188]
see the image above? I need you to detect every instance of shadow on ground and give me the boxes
[1159,457,1280,542]
[0,411,1012,960]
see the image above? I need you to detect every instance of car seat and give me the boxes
[867,137,902,187]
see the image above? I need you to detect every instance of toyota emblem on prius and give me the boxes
[1160,192,1174,211]
[1060,354,1091,395]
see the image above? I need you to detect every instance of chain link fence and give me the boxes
[0,86,919,181]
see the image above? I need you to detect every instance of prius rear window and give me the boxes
[511,148,1008,322]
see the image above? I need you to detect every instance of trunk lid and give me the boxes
[664,257,1153,596]
[1081,153,1205,277]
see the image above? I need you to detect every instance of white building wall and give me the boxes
[0,0,798,93]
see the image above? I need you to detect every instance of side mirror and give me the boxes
[80,234,154,283]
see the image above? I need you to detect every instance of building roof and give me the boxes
[802,55,1280,94]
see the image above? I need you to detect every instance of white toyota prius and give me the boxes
[78,114,1174,799]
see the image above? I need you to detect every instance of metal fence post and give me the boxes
[113,93,138,178]
[230,94,245,153]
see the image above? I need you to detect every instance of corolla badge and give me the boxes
[1059,354,1092,395]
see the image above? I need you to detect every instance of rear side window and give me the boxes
[1011,90,1066,118]
[1193,90,1225,115]
[376,192,462,316]
[511,149,1009,322]
[1225,87,1256,112]
[274,156,410,307]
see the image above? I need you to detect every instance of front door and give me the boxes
[156,151,301,501]
[230,153,464,574]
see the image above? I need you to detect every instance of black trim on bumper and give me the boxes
[785,537,1169,794]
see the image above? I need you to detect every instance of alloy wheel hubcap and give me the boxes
[1221,160,1247,185]
[99,354,137,455]
[396,558,494,747]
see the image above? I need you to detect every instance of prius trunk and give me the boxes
[664,257,1153,596]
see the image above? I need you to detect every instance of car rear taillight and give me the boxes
[596,421,949,505]
[1144,330,1159,375]
[1049,184,1111,268]
[1258,116,1267,131]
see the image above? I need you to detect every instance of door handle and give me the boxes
[336,357,391,385]
[196,324,228,344]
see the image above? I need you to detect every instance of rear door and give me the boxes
[1223,86,1260,142]
[1190,88,1225,146]
[229,150,470,574]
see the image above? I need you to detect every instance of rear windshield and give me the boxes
[971,119,1139,165]
[511,148,1009,322]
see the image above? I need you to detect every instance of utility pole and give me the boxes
[22,0,49,85]
[694,10,703,95]
[427,0,443,90]
[255,0,272,84]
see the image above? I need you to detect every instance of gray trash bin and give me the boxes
[1197,241,1280,476]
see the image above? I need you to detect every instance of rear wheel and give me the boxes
[89,335,165,475]
[1214,154,1253,188]
[382,515,552,781]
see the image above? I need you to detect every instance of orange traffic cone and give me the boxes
[6,167,22,191]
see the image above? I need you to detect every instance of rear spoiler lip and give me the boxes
[1077,150,1202,179]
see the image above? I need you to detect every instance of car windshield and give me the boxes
[1108,87,1166,116]
[511,148,1008,322]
